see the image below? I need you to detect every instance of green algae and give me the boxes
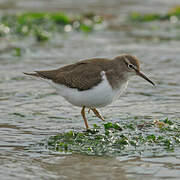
[130,6,180,22]
[0,12,103,41]
[130,13,167,22]
[40,118,180,156]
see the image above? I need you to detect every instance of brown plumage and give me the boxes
[24,54,140,91]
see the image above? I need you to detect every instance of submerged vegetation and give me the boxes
[0,7,179,57]
[39,118,180,156]
[128,6,180,41]
[0,12,104,42]
[130,6,180,22]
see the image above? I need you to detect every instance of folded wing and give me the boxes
[24,59,111,91]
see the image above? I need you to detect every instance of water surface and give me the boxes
[0,0,180,179]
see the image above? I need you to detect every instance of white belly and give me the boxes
[46,73,128,108]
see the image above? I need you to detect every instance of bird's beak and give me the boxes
[136,71,155,86]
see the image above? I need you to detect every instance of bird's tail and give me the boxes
[23,71,54,80]
[23,72,40,77]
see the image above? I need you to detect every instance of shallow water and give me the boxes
[0,0,180,179]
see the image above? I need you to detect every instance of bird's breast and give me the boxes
[112,81,128,101]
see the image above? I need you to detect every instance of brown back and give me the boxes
[35,58,114,91]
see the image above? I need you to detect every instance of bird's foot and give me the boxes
[84,128,99,134]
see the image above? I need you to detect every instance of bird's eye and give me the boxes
[128,64,134,69]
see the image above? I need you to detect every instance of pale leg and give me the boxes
[81,106,89,130]
[91,108,105,121]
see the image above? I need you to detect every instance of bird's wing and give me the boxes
[53,62,103,91]
[32,59,109,91]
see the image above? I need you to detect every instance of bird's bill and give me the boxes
[137,71,155,86]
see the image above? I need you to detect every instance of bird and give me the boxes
[24,54,155,130]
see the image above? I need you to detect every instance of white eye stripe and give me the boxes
[124,57,137,70]
[124,57,131,64]
[128,63,137,70]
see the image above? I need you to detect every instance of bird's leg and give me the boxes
[91,108,105,121]
[81,106,89,130]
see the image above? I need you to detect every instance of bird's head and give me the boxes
[115,54,155,86]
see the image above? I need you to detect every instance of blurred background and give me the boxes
[0,0,180,180]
